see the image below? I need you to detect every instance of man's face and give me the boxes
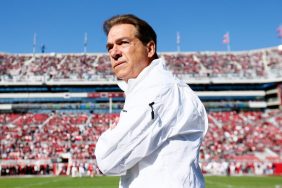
[106,24,152,82]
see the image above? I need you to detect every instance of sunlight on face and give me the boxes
[107,24,151,82]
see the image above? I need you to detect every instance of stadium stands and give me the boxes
[1,46,282,84]
[0,46,282,176]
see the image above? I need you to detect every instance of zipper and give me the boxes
[149,102,155,119]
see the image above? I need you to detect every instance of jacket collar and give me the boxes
[117,58,165,93]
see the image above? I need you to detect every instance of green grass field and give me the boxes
[0,176,281,188]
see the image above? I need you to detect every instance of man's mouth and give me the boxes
[114,61,125,69]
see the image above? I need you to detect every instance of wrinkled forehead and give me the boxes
[107,24,137,42]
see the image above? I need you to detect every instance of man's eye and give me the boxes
[120,41,130,45]
[107,46,113,52]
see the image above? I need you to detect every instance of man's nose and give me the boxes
[110,46,122,60]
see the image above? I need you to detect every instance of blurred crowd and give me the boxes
[0,110,281,176]
[0,47,282,83]
[0,47,282,176]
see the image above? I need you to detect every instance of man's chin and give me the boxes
[115,72,127,80]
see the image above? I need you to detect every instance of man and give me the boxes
[95,14,208,188]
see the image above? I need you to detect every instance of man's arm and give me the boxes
[95,103,163,175]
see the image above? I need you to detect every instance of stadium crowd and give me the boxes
[0,110,281,176]
[0,47,282,83]
[0,47,282,176]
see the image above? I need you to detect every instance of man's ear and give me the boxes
[147,41,156,58]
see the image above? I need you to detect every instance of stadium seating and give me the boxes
[1,46,282,83]
[0,47,282,176]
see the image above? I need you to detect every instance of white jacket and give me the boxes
[95,58,208,188]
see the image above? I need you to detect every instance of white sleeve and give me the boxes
[94,84,207,175]
[94,100,166,175]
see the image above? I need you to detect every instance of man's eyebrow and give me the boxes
[106,37,130,50]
